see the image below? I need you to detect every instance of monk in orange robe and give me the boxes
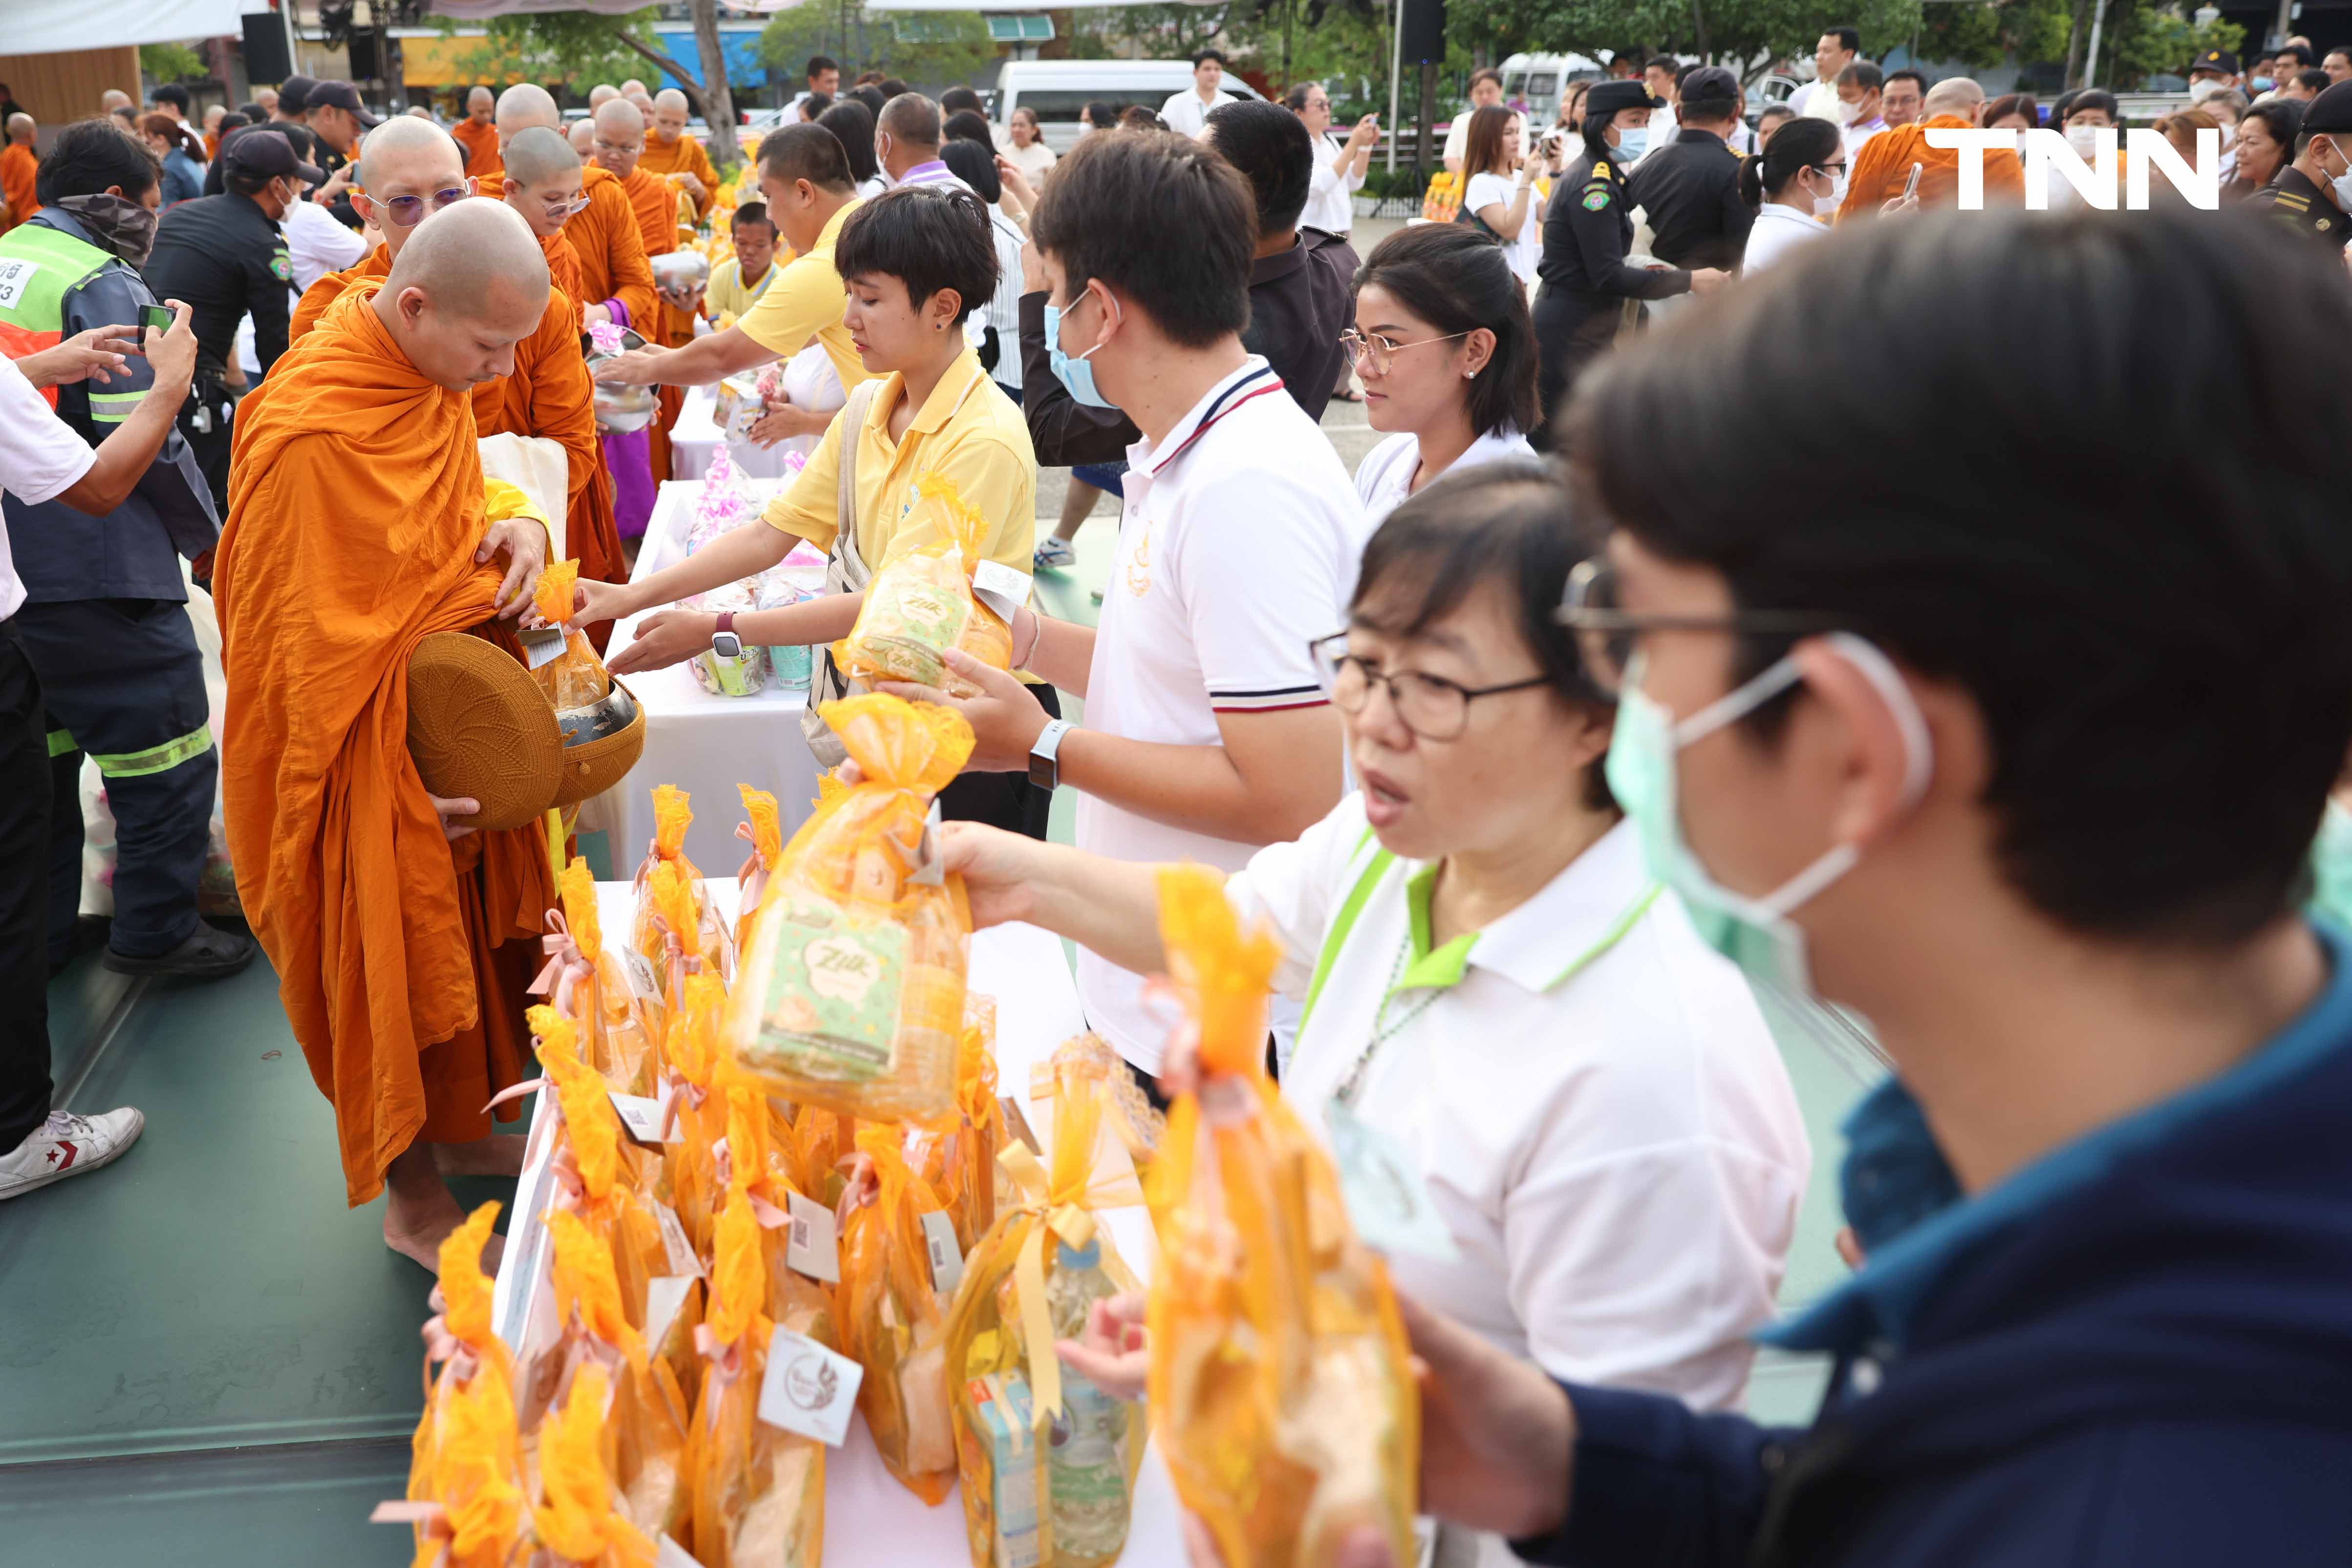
[640,87,720,221]
[592,98,691,525]
[452,86,501,185]
[1837,79,2024,222]
[216,198,558,1270]
[0,115,40,232]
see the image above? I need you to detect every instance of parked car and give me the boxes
[993,58,1265,151]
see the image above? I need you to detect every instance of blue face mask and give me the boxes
[2253,75,2275,91]
[1044,289,1119,409]
[1612,126,1649,162]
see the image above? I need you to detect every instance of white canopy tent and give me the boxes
[5,0,246,55]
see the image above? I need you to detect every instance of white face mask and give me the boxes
[2188,78,2225,103]
[2326,138,2352,210]
[2065,123,2105,157]
[1834,96,1864,126]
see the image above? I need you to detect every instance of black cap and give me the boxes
[2304,79,2352,132]
[2187,48,2240,76]
[1585,80,1662,122]
[222,126,325,186]
[305,80,381,130]
[279,75,317,115]
[1679,65,1742,111]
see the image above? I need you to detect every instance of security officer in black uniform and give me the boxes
[1531,79,1729,444]
[2247,79,2352,253]
[143,127,314,512]
[1626,66,1755,271]
[0,119,253,981]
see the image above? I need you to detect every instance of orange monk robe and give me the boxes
[472,282,626,596]
[564,164,657,333]
[215,280,556,1208]
[542,230,589,332]
[638,129,720,220]
[0,145,40,230]
[289,241,389,343]
[618,165,692,484]
[452,116,501,185]
[1836,115,2025,222]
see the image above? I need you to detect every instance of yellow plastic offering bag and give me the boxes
[413,1351,528,1568]
[734,783,785,952]
[531,556,612,716]
[406,1203,521,1567]
[544,1210,692,1546]
[1145,866,1420,1568]
[722,695,972,1122]
[911,994,1003,1254]
[533,1364,660,1568]
[532,1009,670,1349]
[944,1076,1145,1568]
[1031,1031,1165,1191]
[840,1123,959,1504]
[838,475,1014,695]
[554,858,657,1096]
[632,786,731,989]
[661,972,730,1263]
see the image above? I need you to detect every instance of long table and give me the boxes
[492,879,1183,1568]
[670,384,803,483]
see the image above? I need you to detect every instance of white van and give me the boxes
[1498,52,1605,128]
[994,59,1265,152]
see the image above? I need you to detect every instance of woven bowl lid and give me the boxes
[406,631,565,833]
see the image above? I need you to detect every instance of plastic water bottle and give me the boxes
[1042,1236,1130,1566]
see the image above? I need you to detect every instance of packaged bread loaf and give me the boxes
[837,475,1017,697]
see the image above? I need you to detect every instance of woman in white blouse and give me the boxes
[1741,113,1844,277]
[950,469,1812,1432]
[1462,105,1559,287]
[1347,224,1537,530]
[999,106,1057,186]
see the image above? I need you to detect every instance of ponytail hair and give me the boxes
[1741,115,1841,206]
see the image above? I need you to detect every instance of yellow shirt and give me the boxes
[736,199,868,397]
[764,347,1037,580]
[704,256,777,329]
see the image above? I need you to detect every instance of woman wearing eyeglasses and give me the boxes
[1739,115,1844,277]
[1347,224,1539,530]
[942,467,1812,1444]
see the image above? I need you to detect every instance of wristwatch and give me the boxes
[712,611,735,640]
[1028,718,1074,791]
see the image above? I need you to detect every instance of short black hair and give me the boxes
[1824,24,1861,52]
[237,101,265,120]
[2328,46,2352,65]
[2297,67,2330,92]
[2277,43,2314,67]
[1645,55,1679,74]
[1031,129,1253,348]
[732,199,777,237]
[1567,209,2352,944]
[152,83,191,113]
[2244,96,2304,157]
[1192,49,1227,69]
[1205,97,1313,236]
[800,91,833,120]
[760,120,855,193]
[218,109,251,133]
[1837,60,1885,92]
[1471,66,1504,89]
[2065,88,2118,121]
[848,84,887,116]
[940,86,984,116]
[944,107,994,148]
[1886,68,1928,94]
[1354,465,1616,809]
[878,92,942,148]
[834,184,997,324]
[940,137,1001,203]
[1084,100,1123,129]
[807,55,839,78]
[819,99,880,183]
[878,77,910,100]
[1354,223,1537,440]
[1119,105,1167,131]
[37,116,160,206]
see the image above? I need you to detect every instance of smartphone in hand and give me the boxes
[137,303,173,348]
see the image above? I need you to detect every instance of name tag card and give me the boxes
[1325,1099,1459,1262]
[756,1327,864,1445]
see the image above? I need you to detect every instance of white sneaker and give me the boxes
[0,1108,145,1200]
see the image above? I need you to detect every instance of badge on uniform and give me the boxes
[270,253,292,281]
[1582,188,1611,211]
[1324,1098,1458,1261]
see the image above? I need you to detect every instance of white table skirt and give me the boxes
[573,480,823,878]
[493,879,1184,1568]
[670,384,802,482]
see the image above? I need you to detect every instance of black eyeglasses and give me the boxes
[1310,632,1549,741]
[367,182,473,226]
[1554,557,1840,696]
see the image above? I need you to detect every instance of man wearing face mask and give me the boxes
[0,118,245,983]
[144,127,312,510]
[2246,79,2352,248]
[1625,67,1754,271]
[1530,79,1726,444]
[2186,47,2241,103]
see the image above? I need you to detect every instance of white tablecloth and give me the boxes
[493,880,1184,1568]
[573,480,824,878]
[670,385,802,481]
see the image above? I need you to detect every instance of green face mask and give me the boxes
[1603,631,1933,1001]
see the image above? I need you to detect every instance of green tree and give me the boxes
[1919,0,2241,88]
[758,2,997,89]
[140,43,209,86]
[1443,0,1919,81]
[444,1,740,162]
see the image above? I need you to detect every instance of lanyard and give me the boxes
[1332,881,1664,1110]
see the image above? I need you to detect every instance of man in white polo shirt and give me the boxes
[1160,50,1232,140]
[883,129,1362,1083]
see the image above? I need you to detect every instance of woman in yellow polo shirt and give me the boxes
[570,186,1053,835]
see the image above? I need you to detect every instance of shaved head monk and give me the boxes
[641,86,719,218]
[588,84,620,110]
[620,78,648,99]
[1837,76,2023,220]
[569,118,597,156]
[216,198,558,1272]
[290,116,473,341]
[0,113,38,230]
[452,85,498,180]
[594,97,696,534]
[506,85,651,334]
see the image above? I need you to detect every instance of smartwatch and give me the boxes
[713,610,735,640]
[1028,718,1074,791]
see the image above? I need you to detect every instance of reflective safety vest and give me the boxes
[0,218,119,410]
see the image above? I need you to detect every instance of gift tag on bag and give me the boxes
[785,1190,841,1282]
[757,1326,865,1445]
[621,946,662,1004]
[645,1274,694,1352]
[519,624,569,670]
[1324,1099,1458,1261]
[651,1199,704,1279]
[919,1209,965,1295]
[608,1091,676,1148]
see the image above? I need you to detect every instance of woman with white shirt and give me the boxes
[1461,106,1556,289]
[1348,224,1537,529]
[1740,114,1843,276]
[1000,106,1057,185]
[949,469,1811,1437]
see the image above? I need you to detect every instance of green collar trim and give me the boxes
[1397,863,1479,993]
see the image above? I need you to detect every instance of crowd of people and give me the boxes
[3,41,2352,1568]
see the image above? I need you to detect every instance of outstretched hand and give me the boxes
[874,647,1049,772]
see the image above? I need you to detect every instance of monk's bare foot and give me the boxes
[431,1134,530,1179]
[384,1141,471,1273]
